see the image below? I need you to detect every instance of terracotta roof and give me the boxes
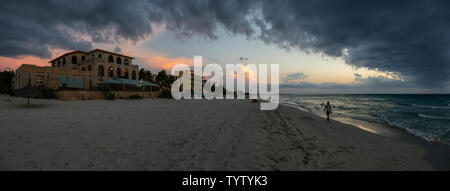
[48,49,134,63]
[91,49,134,59]
[48,51,88,63]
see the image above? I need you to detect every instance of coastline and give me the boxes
[279,94,450,146]
[1,95,449,170]
[281,101,450,145]
[279,103,450,170]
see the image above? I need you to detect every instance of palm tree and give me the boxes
[156,70,175,90]
[139,68,156,83]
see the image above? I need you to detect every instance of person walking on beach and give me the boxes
[323,101,332,121]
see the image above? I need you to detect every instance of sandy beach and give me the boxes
[0,95,449,171]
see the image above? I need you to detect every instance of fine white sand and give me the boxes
[0,95,449,170]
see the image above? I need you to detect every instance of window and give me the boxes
[81,56,86,61]
[71,56,77,64]
[124,69,129,79]
[117,68,122,78]
[116,57,122,65]
[88,65,92,71]
[98,65,104,76]
[58,61,61,67]
[108,55,114,63]
[124,59,129,65]
[81,67,85,71]
[98,53,102,58]
[132,71,136,80]
[108,66,114,77]
[62,58,66,65]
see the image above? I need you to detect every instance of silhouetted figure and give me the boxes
[323,101,332,121]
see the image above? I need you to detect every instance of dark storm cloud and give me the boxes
[154,0,256,39]
[255,0,450,87]
[0,0,153,58]
[1,0,450,88]
[0,0,255,58]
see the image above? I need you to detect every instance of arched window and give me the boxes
[123,69,129,79]
[108,66,114,77]
[116,68,122,78]
[132,71,136,80]
[98,53,102,58]
[88,65,92,71]
[98,65,105,76]
[71,56,77,64]
[124,59,129,65]
[108,55,114,63]
[116,57,122,65]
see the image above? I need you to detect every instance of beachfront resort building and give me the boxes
[12,49,160,100]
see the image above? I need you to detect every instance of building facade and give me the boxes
[13,49,140,90]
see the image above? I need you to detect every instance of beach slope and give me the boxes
[0,96,448,170]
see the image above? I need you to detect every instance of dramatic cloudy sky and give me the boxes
[1,0,449,93]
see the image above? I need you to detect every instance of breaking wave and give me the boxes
[412,104,450,109]
[418,113,450,120]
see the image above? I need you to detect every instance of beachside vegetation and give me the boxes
[138,68,176,98]
[139,69,156,84]
[40,87,58,99]
[139,68,176,91]
[128,95,143,100]
[0,70,14,95]
[156,70,176,90]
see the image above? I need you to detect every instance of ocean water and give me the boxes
[280,94,450,144]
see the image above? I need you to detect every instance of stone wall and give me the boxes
[55,90,104,101]
[55,90,162,101]
[109,91,161,99]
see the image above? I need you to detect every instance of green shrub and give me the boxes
[158,89,172,99]
[40,88,57,99]
[101,88,115,100]
[106,93,115,100]
[128,95,143,99]
[0,71,14,95]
